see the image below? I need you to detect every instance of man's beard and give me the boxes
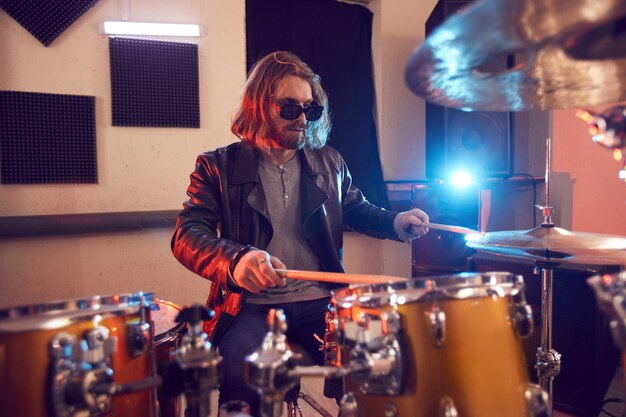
[271,125,307,150]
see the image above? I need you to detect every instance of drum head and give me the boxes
[331,271,519,308]
[153,299,184,344]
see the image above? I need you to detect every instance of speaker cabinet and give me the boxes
[425,0,513,179]
[411,182,480,277]
[468,253,622,417]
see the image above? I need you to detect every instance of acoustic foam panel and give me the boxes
[0,0,101,46]
[0,91,97,184]
[109,37,200,128]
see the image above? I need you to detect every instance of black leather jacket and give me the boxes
[171,141,399,341]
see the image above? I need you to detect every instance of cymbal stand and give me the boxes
[534,138,562,413]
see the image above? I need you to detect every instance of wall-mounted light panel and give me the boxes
[102,21,201,37]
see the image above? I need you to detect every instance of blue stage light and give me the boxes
[450,171,473,187]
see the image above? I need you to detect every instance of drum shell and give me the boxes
[0,301,157,417]
[335,276,531,417]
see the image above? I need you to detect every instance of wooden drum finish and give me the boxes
[0,294,157,417]
[332,272,533,417]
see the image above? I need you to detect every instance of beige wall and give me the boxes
[0,0,246,308]
[1,0,625,310]
[552,106,626,234]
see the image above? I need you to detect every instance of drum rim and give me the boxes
[0,292,154,320]
[153,298,185,344]
[331,271,521,308]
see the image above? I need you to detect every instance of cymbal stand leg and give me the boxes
[536,266,562,414]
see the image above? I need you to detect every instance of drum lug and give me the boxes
[50,326,118,417]
[384,402,399,417]
[338,392,360,417]
[426,304,446,347]
[128,322,150,357]
[510,302,534,339]
[439,397,458,417]
[510,275,534,339]
[128,293,152,357]
[524,383,551,417]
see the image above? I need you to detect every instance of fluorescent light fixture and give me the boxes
[103,21,201,37]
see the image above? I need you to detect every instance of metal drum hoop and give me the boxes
[331,271,522,309]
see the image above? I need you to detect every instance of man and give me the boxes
[171,51,429,415]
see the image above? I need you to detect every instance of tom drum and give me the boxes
[0,292,158,417]
[329,272,546,417]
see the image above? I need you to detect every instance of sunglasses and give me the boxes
[273,101,324,121]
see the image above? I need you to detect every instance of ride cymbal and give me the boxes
[466,225,626,264]
[405,0,626,111]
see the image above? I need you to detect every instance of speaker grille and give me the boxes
[425,0,513,180]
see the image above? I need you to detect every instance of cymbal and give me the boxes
[405,0,626,111]
[466,225,626,264]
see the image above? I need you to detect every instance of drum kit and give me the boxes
[0,293,233,417]
[243,0,626,415]
[1,0,626,416]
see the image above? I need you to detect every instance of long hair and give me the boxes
[231,51,331,149]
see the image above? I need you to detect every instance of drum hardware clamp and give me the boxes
[245,308,302,417]
[172,304,222,417]
[246,308,350,417]
[245,308,406,417]
[333,311,404,396]
[49,325,162,417]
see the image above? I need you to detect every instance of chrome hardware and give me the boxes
[439,397,458,417]
[426,304,446,347]
[245,309,299,417]
[380,310,401,335]
[128,321,150,357]
[524,384,551,417]
[509,275,534,339]
[347,311,403,396]
[84,326,117,364]
[128,294,151,357]
[536,347,561,379]
[50,327,118,417]
[322,307,340,366]
[384,403,399,417]
[173,305,222,417]
[338,392,360,417]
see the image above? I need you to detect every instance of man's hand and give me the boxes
[394,208,430,242]
[232,250,287,293]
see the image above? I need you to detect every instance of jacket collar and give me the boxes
[231,141,328,184]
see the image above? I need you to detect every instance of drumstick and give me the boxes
[275,269,408,284]
[422,222,481,235]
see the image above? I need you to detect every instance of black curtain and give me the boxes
[246,0,389,209]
